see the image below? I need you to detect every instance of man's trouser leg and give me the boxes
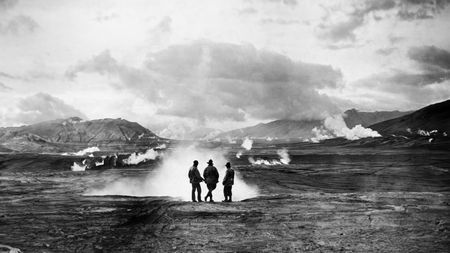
[191,183,197,201]
[196,183,202,201]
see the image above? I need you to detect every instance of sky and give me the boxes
[0,0,449,137]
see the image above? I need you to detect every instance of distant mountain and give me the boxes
[217,119,322,141]
[216,109,416,141]
[343,109,411,128]
[0,117,163,152]
[370,100,450,137]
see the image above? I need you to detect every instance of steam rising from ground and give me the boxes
[87,145,259,201]
[71,160,86,171]
[241,137,253,150]
[310,115,381,142]
[236,137,253,158]
[122,149,160,165]
[249,148,291,166]
[64,147,100,156]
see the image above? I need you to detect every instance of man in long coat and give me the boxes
[203,159,219,202]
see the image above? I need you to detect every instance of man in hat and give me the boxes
[203,159,219,202]
[222,162,235,202]
[188,160,204,202]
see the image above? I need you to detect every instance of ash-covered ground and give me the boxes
[1,142,450,252]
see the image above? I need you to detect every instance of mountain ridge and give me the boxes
[0,117,163,152]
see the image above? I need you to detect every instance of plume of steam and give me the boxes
[277,148,291,164]
[248,148,291,166]
[310,114,381,142]
[86,145,259,201]
[95,159,104,167]
[241,137,253,150]
[71,160,86,171]
[63,147,100,156]
[122,148,160,165]
[155,143,167,149]
[249,157,283,165]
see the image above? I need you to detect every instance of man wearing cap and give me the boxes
[222,162,235,202]
[188,160,204,202]
[203,159,219,202]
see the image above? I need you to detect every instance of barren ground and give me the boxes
[1,146,450,252]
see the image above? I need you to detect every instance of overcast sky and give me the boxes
[0,0,449,136]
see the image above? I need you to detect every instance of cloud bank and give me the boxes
[67,41,343,124]
[0,93,86,126]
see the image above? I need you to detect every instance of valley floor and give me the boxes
[1,147,450,252]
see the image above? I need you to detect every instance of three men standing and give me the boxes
[188,159,234,203]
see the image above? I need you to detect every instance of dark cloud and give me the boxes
[0,15,39,35]
[398,0,450,20]
[68,41,343,122]
[408,46,450,70]
[376,47,398,56]
[318,0,396,43]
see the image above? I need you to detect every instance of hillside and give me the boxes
[0,117,162,152]
[343,109,411,128]
[217,119,323,140]
[217,109,410,141]
[370,99,450,136]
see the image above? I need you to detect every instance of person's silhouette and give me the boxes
[188,160,204,202]
[203,159,219,202]
[222,162,235,202]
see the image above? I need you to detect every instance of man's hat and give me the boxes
[207,159,213,165]
[225,162,231,168]
[193,160,198,165]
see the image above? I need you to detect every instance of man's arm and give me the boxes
[195,168,203,181]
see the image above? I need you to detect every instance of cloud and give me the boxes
[0,81,11,91]
[0,15,39,35]
[67,41,343,123]
[0,0,18,12]
[408,45,450,70]
[238,7,258,15]
[260,18,300,25]
[376,47,398,56]
[352,70,450,110]
[154,16,172,33]
[0,93,87,126]
[263,0,297,6]
[94,12,119,22]
[318,0,396,43]
[397,0,450,20]
[0,0,17,11]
